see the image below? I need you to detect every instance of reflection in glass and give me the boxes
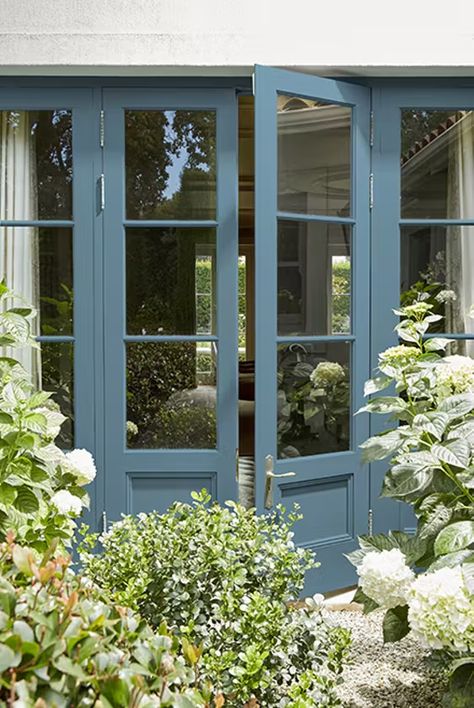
[126,228,216,335]
[277,341,350,458]
[278,220,351,336]
[41,342,74,449]
[401,225,474,350]
[0,110,72,220]
[401,110,474,219]
[278,95,351,216]
[0,227,73,335]
[125,110,216,220]
[127,342,217,449]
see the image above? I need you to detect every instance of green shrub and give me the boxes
[0,281,92,552]
[81,491,350,707]
[0,537,212,707]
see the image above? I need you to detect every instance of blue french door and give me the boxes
[254,67,371,591]
[102,89,238,523]
[0,88,97,519]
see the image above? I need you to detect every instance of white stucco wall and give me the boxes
[1,0,474,75]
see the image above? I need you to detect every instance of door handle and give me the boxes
[264,454,296,509]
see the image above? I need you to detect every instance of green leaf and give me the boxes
[412,412,449,440]
[353,586,379,614]
[382,466,433,499]
[383,606,410,643]
[434,521,474,557]
[23,412,47,433]
[418,504,452,542]
[12,545,34,576]
[364,375,392,396]
[100,677,130,707]
[432,439,470,469]
[424,337,452,351]
[0,644,16,672]
[443,661,474,708]
[358,397,408,416]
[54,655,88,679]
[0,412,14,425]
[439,393,474,420]
[359,430,403,463]
[430,549,474,570]
[13,486,39,514]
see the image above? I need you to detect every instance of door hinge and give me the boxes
[101,510,108,534]
[98,173,105,212]
[369,109,374,147]
[99,109,105,148]
[368,508,373,536]
[369,173,374,210]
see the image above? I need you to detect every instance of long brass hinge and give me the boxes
[368,508,373,536]
[99,109,105,148]
[102,510,107,534]
[369,110,374,147]
[369,173,374,210]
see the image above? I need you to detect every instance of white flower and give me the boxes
[65,448,97,485]
[310,361,346,389]
[434,354,474,398]
[408,566,474,652]
[51,490,83,516]
[357,549,415,609]
[127,420,138,437]
[435,289,457,304]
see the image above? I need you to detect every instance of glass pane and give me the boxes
[278,220,351,336]
[401,224,474,336]
[125,110,216,220]
[278,95,351,216]
[0,110,72,220]
[126,228,216,335]
[277,341,351,458]
[401,110,474,219]
[0,226,73,335]
[41,342,74,449]
[127,341,217,449]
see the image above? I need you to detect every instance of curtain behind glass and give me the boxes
[0,111,41,383]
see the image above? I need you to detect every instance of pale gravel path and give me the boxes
[328,609,449,708]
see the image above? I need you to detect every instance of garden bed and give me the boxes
[329,608,449,707]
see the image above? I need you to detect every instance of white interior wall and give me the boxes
[1,0,474,76]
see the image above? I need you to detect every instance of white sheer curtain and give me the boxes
[446,112,474,356]
[0,110,41,383]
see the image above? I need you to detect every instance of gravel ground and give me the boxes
[328,608,449,708]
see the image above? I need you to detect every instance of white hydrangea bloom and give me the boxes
[310,361,345,389]
[435,289,457,304]
[434,354,474,398]
[51,490,83,516]
[65,448,97,485]
[357,549,415,609]
[408,566,474,652]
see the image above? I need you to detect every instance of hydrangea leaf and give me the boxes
[434,521,474,557]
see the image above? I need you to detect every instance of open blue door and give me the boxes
[254,67,371,592]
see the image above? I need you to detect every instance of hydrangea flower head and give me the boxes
[434,354,474,399]
[435,289,457,304]
[357,548,415,609]
[378,344,419,374]
[310,361,346,389]
[65,449,97,486]
[51,489,83,516]
[408,566,474,652]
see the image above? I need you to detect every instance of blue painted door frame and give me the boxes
[254,67,371,591]
[101,89,239,524]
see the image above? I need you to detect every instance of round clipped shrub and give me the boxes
[81,491,351,707]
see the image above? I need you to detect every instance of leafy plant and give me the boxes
[347,300,474,702]
[0,280,92,551]
[81,490,350,707]
[0,535,213,707]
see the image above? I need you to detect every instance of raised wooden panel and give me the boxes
[280,475,353,548]
[127,473,216,515]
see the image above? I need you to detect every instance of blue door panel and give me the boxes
[254,66,371,592]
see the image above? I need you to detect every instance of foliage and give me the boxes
[0,536,212,707]
[331,259,350,334]
[347,300,474,703]
[0,281,92,551]
[278,349,350,458]
[81,491,350,707]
